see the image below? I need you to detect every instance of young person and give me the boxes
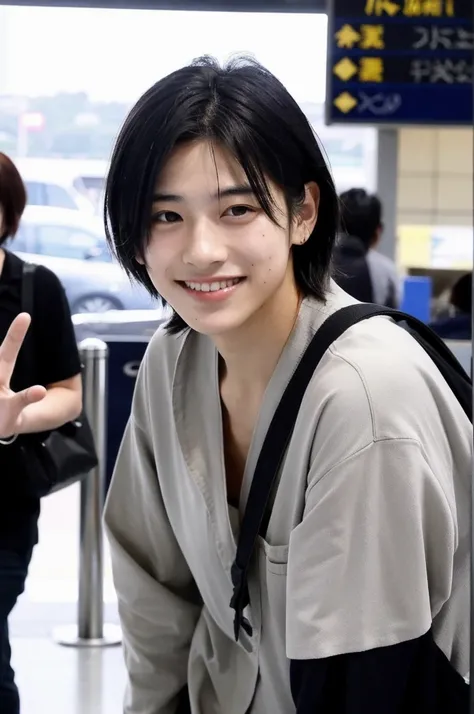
[103,57,470,714]
[335,187,400,307]
[0,152,82,714]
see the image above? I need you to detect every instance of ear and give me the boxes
[372,224,383,247]
[291,182,320,247]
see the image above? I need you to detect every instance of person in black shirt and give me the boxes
[0,153,82,714]
[334,188,399,307]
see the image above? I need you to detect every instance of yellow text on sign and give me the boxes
[365,0,455,16]
[333,57,385,82]
[335,24,385,50]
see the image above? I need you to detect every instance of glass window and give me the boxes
[36,225,103,259]
[24,181,46,206]
[8,222,30,252]
[44,183,77,210]
[323,138,365,168]
[24,181,77,210]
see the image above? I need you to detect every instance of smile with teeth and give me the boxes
[183,278,242,292]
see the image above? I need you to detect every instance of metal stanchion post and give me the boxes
[54,338,121,648]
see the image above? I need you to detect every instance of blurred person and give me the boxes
[103,58,470,714]
[431,272,472,341]
[335,187,400,307]
[0,153,82,714]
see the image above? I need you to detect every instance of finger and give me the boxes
[0,313,32,386]
[13,385,47,410]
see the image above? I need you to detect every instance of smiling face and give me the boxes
[141,140,318,337]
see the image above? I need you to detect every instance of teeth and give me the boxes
[184,278,241,292]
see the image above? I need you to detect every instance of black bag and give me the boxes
[230,304,472,641]
[13,262,98,497]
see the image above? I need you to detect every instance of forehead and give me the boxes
[155,140,247,195]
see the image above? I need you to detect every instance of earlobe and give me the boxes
[292,181,320,247]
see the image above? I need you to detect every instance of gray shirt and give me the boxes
[104,282,471,714]
[367,248,401,307]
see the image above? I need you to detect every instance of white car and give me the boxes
[15,158,98,215]
[10,206,156,314]
[13,205,109,261]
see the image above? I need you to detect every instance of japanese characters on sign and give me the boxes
[364,0,456,16]
[326,0,473,124]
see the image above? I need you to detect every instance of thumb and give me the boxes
[14,385,47,410]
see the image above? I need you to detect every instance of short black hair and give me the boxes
[339,188,382,251]
[105,55,339,334]
[450,273,472,315]
[0,152,27,244]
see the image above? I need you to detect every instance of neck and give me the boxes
[215,278,301,396]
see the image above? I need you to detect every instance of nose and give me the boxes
[182,218,228,270]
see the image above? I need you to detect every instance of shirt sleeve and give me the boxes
[289,629,469,713]
[32,265,81,386]
[286,437,456,661]
[286,436,468,710]
[103,355,201,714]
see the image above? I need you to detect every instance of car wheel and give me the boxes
[72,295,123,314]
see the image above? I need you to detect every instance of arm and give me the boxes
[17,373,82,434]
[2,266,83,438]
[286,439,468,712]
[104,360,201,714]
[0,297,82,440]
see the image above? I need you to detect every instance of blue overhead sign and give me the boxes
[326,0,473,125]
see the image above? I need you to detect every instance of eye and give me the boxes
[224,205,255,218]
[152,211,182,224]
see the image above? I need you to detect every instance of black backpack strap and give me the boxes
[230,303,472,641]
[20,262,37,384]
[21,262,36,315]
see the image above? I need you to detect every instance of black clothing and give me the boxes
[333,234,374,304]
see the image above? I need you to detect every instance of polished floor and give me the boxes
[12,636,126,714]
[9,484,127,714]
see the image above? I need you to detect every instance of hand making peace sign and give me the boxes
[0,313,47,441]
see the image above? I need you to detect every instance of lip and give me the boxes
[178,277,246,302]
[178,277,243,283]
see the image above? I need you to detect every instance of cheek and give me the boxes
[144,235,175,276]
[246,229,291,278]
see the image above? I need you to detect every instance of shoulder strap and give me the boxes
[19,262,37,385]
[230,303,472,641]
[22,262,36,316]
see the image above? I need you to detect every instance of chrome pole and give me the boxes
[55,338,121,648]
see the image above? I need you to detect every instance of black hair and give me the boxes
[104,55,339,334]
[339,188,382,251]
[450,273,472,315]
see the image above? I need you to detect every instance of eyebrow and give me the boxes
[152,185,255,203]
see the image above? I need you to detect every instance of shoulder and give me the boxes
[306,312,469,479]
[367,250,398,277]
[132,323,191,427]
[145,323,191,380]
[32,263,65,295]
[326,316,458,435]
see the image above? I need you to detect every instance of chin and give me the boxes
[176,307,256,338]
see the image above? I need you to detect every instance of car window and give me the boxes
[24,181,46,206]
[24,181,77,210]
[45,183,77,210]
[36,225,102,260]
[11,223,30,252]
